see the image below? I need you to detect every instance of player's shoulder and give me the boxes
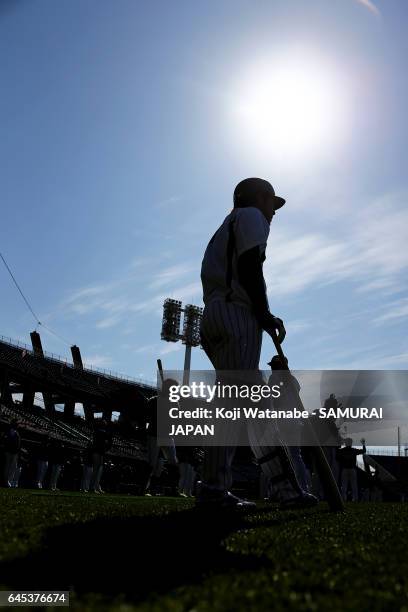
[233,208,270,242]
[233,206,267,225]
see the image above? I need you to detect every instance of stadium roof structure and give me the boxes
[0,333,155,421]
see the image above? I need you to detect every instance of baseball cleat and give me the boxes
[279,492,319,510]
[196,487,256,511]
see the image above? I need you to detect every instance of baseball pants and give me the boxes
[147,435,178,473]
[36,460,48,488]
[145,435,179,494]
[49,464,62,490]
[80,464,92,491]
[10,465,22,488]
[200,299,302,500]
[90,452,104,491]
[3,452,18,487]
[179,462,196,496]
[341,468,358,501]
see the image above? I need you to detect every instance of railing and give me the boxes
[0,333,155,388]
[0,334,32,352]
[366,447,408,457]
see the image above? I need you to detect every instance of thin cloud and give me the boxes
[130,256,151,269]
[131,281,203,315]
[133,341,182,357]
[286,320,312,335]
[134,343,158,355]
[149,263,194,290]
[265,196,408,298]
[65,282,117,304]
[380,353,408,366]
[95,315,123,330]
[155,196,182,209]
[159,343,182,356]
[356,0,381,17]
[339,351,408,369]
[82,353,113,368]
[62,261,202,332]
[355,278,398,295]
[373,298,408,325]
[59,191,406,362]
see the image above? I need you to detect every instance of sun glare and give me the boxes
[232,54,349,162]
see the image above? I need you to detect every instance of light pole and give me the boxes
[161,299,203,385]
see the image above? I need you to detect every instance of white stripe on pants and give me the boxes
[200,299,301,499]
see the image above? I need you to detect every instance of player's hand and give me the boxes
[262,312,286,344]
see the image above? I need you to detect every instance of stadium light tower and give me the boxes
[161,298,203,384]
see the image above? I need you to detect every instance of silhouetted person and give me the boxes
[177,447,197,497]
[367,465,383,502]
[35,435,51,488]
[2,419,21,487]
[90,419,112,493]
[199,178,309,511]
[144,379,179,496]
[319,393,342,484]
[80,446,94,492]
[48,437,65,491]
[324,393,339,411]
[337,437,366,501]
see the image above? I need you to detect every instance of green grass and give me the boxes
[0,489,408,611]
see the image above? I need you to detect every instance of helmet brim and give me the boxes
[273,196,286,210]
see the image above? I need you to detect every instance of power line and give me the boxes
[40,322,72,346]
[0,251,42,324]
[0,250,71,347]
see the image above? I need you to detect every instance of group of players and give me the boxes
[1,418,110,493]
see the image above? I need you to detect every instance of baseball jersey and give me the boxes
[201,206,270,308]
[336,447,365,469]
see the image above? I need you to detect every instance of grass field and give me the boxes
[1,489,408,611]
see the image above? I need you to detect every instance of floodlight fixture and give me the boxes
[161,299,182,342]
[182,304,203,347]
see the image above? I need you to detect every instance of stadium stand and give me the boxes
[0,334,160,492]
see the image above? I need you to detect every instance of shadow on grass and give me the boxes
[0,504,310,603]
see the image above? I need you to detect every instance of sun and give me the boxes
[231,53,349,162]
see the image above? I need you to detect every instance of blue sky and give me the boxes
[1,0,408,383]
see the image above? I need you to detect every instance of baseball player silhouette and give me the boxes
[198,177,317,510]
[144,379,180,496]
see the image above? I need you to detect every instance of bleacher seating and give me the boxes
[1,402,145,460]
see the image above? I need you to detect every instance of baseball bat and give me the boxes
[270,332,344,512]
[157,358,164,383]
